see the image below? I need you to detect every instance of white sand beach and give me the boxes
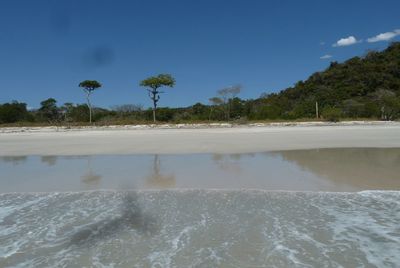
[1,122,399,155]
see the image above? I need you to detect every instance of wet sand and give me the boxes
[0,124,399,156]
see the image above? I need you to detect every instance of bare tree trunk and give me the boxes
[152,103,156,123]
[150,89,160,123]
[152,90,157,123]
[86,92,92,124]
[227,100,231,121]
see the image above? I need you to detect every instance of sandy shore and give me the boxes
[0,120,397,133]
[1,122,400,155]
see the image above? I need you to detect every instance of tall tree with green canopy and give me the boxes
[38,98,59,122]
[78,80,102,123]
[140,74,175,122]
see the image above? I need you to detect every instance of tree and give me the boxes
[140,74,175,122]
[112,104,143,115]
[209,97,224,121]
[372,89,397,120]
[215,84,242,120]
[191,102,209,120]
[60,102,74,122]
[0,101,31,123]
[38,98,59,122]
[68,104,90,122]
[322,106,342,122]
[78,80,102,123]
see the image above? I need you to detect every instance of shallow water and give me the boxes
[1,148,400,192]
[0,190,399,267]
[1,148,399,267]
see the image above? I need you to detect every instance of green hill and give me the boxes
[251,42,400,120]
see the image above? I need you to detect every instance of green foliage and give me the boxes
[0,101,32,123]
[190,103,210,120]
[322,107,342,122]
[210,85,242,120]
[140,74,176,122]
[78,80,102,92]
[341,99,365,117]
[67,104,90,122]
[229,97,245,119]
[38,98,59,122]
[256,42,400,120]
[64,104,111,122]
[379,96,400,120]
[140,74,175,89]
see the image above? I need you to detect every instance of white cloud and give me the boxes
[320,54,332,59]
[320,41,326,46]
[367,29,400,43]
[333,36,359,47]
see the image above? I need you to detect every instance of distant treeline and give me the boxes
[0,98,251,125]
[1,42,400,125]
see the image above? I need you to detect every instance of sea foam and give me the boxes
[0,190,399,267]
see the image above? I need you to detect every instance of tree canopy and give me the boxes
[140,74,176,122]
[0,101,31,123]
[38,98,59,122]
[140,74,175,90]
[78,80,102,92]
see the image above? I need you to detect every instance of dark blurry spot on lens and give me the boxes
[50,10,71,35]
[69,191,158,247]
[82,46,115,69]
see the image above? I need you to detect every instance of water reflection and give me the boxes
[41,155,58,166]
[273,148,400,189]
[212,154,242,174]
[145,155,176,188]
[81,156,102,186]
[0,156,27,165]
[212,153,257,174]
[1,149,400,192]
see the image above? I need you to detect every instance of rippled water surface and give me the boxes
[1,190,399,267]
[0,148,399,267]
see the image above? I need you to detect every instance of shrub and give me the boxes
[0,101,31,123]
[322,107,342,122]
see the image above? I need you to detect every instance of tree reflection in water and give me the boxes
[146,155,175,188]
[212,153,255,174]
[81,156,102,186]
[0,156,28,165]
[41,155,58,166]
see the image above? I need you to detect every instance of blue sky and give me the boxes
[0,0,399,109]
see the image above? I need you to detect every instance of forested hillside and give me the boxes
[250,42,400,120]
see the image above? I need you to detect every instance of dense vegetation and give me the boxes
[254,42,400,121]
[1,42,400,125]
